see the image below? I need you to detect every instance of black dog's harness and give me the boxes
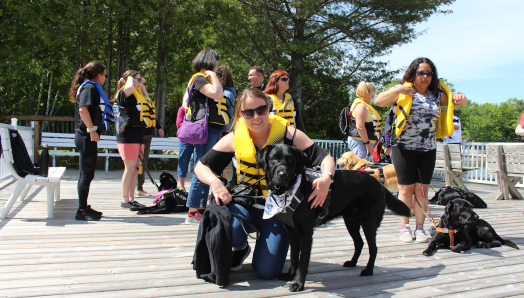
[277,170,332,229]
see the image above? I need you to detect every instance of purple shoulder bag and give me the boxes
[176,79,209,144]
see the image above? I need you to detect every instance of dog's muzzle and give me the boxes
[270,163,291,189]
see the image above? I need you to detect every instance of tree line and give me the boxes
[2,0,522,142]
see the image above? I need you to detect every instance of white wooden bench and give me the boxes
[487,144,524,200]
[434,144,478,192]
[41,132,179,171]
[0,127,66,219]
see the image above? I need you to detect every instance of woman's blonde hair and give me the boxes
[355,81,376,98]
[232,88,271,130]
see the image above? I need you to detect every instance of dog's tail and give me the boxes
[502,239,520,250]
[385,190,411,217]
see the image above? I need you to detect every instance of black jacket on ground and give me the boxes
[192,198,232,287]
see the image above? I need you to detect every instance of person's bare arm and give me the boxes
[440,93,467,107]
[194,133,235,205]
[199,71,223,100]
[78,106,99,142]
[516,125,524,136]
[123,76,135,98]
[375,85,413,107]
[289,126,335,208]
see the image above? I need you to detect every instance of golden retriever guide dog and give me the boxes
[337,151,399,193]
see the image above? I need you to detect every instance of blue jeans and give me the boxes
[177,141,194,178]
[186,127,223,209]
[348,137,375,162]
[227,202,289,280]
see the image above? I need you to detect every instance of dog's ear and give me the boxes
[444,200,454,222]
[255,145,272,171]
[292,146,308,173]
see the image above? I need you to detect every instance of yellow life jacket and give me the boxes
[350,98,382,141]
[394,82,413,137]
[436,81,454,139]
[186,73,229,127]
[268,93,295,127]
[234,115,289,196]
[116,87,154,128]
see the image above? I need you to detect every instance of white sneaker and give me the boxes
[415,229,429,243]
[184,213,202,225]
[399,225,414,242]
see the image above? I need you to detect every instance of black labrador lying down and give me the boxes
[429,186,487,208]
[423,198,519,256]
[255,144,410,292]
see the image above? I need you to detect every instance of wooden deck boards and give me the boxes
[1,170,523,297]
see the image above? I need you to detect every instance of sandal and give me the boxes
[135,190,152,197]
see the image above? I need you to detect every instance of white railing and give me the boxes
[0,123,34,181]
[313,140,524,188]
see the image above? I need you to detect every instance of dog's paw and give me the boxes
[450,246,463,253]
[360,267,373,276]
[423,249,433,256]
[343,260,357,267]
[476,241,487,248]
[278,272,295,281]
[288,281,305,292]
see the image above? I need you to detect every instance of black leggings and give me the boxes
[75,133,98,209]
[391,146,436,185]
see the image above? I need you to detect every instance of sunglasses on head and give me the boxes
[279,77,290,82]
[241,104,269,119]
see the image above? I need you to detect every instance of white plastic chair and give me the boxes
[0,127,65,219]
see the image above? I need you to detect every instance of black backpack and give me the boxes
[339,105,358,138]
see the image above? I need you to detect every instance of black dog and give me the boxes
[159,172,177,191]
[429,186,487,208]
[423,198,519,256]
[255,144,410,292]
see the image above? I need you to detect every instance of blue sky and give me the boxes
[381,0,524,104]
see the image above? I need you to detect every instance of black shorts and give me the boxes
[391,146,436,185]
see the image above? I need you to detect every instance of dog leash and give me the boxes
[139,149,160,190]
[411,169,439,227]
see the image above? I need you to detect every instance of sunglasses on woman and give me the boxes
[279,77,290,82]
[241,104,269,119]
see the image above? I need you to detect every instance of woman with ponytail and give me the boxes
[115,70,149,210]
[69,61,110,220]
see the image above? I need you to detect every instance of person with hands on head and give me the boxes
[194,88,335,279]
[115,70,149,210]
[135,77,165,197]
[184,49,227,225]
[375,57,467,243]
[347,81,380,161]
[69,61,109,220]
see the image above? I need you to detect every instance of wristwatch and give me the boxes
[323,172,334,183]
[87,126,98,133]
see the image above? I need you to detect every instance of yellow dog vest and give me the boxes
[234,115,289,196]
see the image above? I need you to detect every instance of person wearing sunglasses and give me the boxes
[194,88,335,279]
[135,77,165,198]
[115,70,149,211]
[265,70,306,132]
[69,61,108,220]
[375,57,467,244]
